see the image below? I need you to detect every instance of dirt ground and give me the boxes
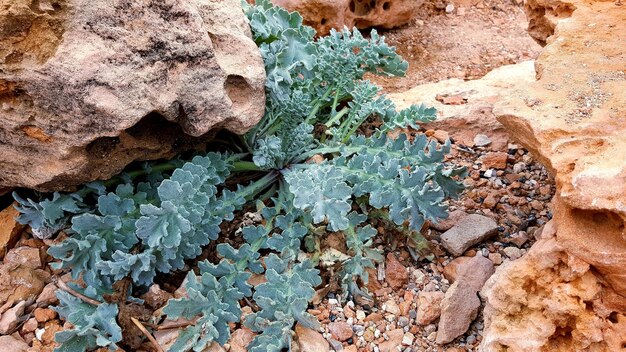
[368,0,542,92]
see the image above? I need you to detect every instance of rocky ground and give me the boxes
[0,0,559,351]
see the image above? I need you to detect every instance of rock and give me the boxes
[440,214,498,256]
[0,301,27,334]
[269,0,422,36]
[295,323,330,352]
[141,284,172,309]
[384,253,408,290]
[415,291,445,325]
[229,327,255,352]
[437,256,494,344]
[36,283,59,307]
[378,328,404,352]
[383,299,400,315]
[0,0,265,191]
[484,0,626,349]
[364,267,383,293]
[442,256,472,284]
[481,237,617,351]
[0,205,24,260]
[4,247,42,269]
[328,321,353,342]
[389,62,538,152]
[0,335,29,352]
[203,342,227,352]
[480,152,508,170]
[473,134,492,147]
[509,231,529,247]
[433,130,450,143]
[430,210,468,232]
[22,318,38,333]
[502,247,522,260]
[0,263,47,305]
[488,253,502,265]
[33,308,57,323]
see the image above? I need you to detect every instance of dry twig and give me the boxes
[55,277,103,305]
[131,317,165,352]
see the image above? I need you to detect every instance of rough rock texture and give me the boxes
[269,0,422,36]
[437,255,494,344]
[440,214,498,256]
[389,61,538,151]
[0,205,24,260]
[482,0,626,350]
[0,0,265,190]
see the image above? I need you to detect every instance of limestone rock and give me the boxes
[0,0,265,191]
[269,0,422,36]
[389,61,539,151]
[440,214,498,256]
[437,255,494,344]
[480,236,621,351]
[482,0,626,349]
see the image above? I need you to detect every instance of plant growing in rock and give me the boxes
[13,1,464,351]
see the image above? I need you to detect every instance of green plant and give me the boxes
[14,1,464,351]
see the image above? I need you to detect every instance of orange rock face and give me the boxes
[482,0,626,350]
[269,0,421,36]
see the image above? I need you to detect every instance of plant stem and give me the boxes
[232,161,263,172]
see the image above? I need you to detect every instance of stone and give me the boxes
[0,0,265,191]
[481,237,617,351]
[229,327,255,352]
[383,299,400,315]
[430,210,468,232]
[21,318,38,333]
[389,62,538,152]
[440,214,498,256]
[269,0,422,36]
[473,134,492,147]
[432,130,450,143]
[141,284,172,309]
[295,323,330,352]
[384,253,408,290]
[415,291,445,326]
[442,256,472,284]
[328,321,353,342]
[33,308,57,323]
[488,252,502,265]
[0,263,47,305]
[0,300,27,334]
[4,247,42,269]
[480,152,508,170]
[502,246,522,260]
[437,255,494,344]
[509,231,529,247]
[378,328,404,352]
[483,0,626,349]
[35,283,59,307]
[0,335,29,352]
[0,205,24,260]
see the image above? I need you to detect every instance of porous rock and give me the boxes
[436,255,494,344]
[0,0,265,191]
[440,214,498,257]
[269,0,422,36]
[482,0,626,350]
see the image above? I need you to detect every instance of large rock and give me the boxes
[482,0,626,350]
[437,255,494,344]
[440,214,498,257]
[269,0,422,36]
[0,0,265,190]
